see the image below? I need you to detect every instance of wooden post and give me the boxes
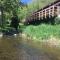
[35,13,37,20]
[49,7,51,18]
[52,5,54,17]
[37,12,38,20]
[34,14,35,20]
[41,10,43,19]
[38,12,40,20]
[45,9,47,18]
[57,6,60,16]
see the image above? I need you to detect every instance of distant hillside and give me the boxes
[28,0,57,12]
[38,0,56,8]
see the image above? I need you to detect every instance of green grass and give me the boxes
[23,24,60,40]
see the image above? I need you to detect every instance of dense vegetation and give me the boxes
[22,0,60,40]
[27,0,56,13]
[0,0,27,28]
[23,24,60,40]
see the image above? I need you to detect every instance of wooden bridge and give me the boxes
[26,0,60,24]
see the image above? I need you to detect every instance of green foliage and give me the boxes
[18,6,28,20]
[55,17,60,24]
[23,24,60,40]
[0,0,20,28]
[0,0,27,28]
[0,0,19,13]
[28,0,56,12]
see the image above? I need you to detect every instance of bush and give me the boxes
[55,16,60,24]
[23,24,60,40]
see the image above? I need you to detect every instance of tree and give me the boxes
[0,0,21,28]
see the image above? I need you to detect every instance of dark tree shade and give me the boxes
[10,15,19,30]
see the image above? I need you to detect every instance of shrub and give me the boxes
[55,16,60,24]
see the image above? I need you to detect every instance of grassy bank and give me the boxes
[22,24,60,60]
[23,24,60,40]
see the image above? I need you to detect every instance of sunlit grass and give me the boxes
[23,24,60,40]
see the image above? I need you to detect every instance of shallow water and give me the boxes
[0,35,60,60]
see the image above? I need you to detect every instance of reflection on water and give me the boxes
[0,35,60,60]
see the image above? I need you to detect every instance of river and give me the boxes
[0,34,60,60]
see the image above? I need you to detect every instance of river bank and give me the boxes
[21,33,60,60]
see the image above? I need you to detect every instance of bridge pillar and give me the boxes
[40,11,41,19]
[52,5,55,17]
[45,9,47,18]
[41,10,43,19]
[33,14,35,20]
[57,6,60,16]
[37,12,39,20]
[49,7,51,18]
[35,14,36,20]
[38,12,40,20]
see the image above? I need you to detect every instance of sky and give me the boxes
[21,0,32,4]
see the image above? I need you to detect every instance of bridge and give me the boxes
[26,0,60,24]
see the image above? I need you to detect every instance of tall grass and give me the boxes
[23,24,60,40]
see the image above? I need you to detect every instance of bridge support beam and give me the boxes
[38,12,40,20]
[52,6,55,17]
[49,7,51,18]
[41,10,43,19]
[45,9,47,18]
[57,6,60,16]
